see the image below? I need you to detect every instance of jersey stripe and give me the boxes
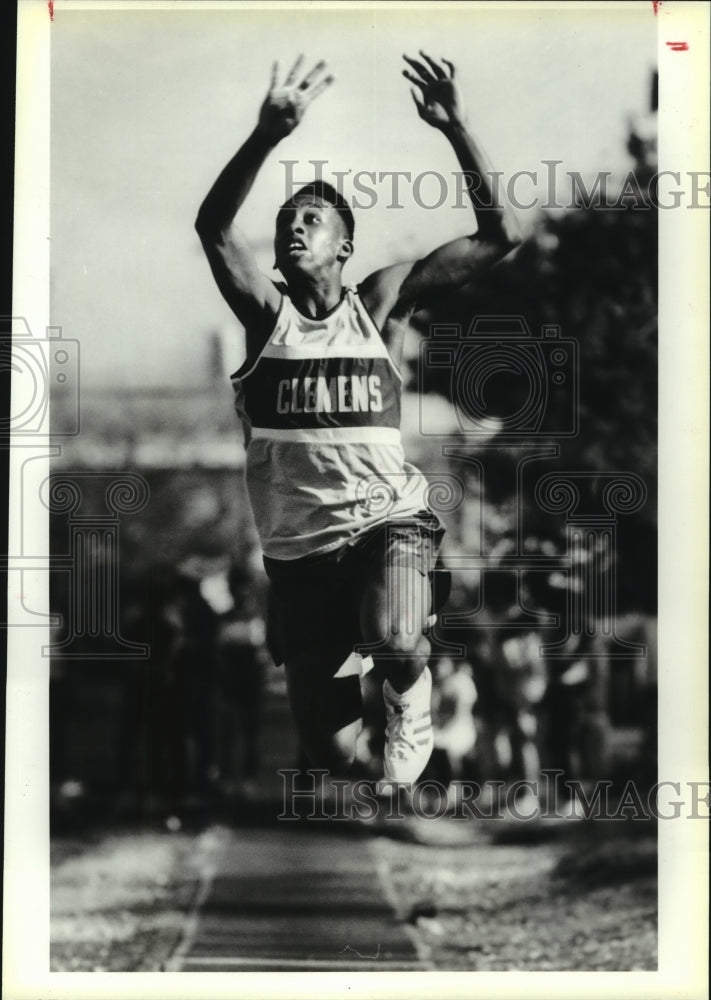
[250,426,403,444]
[260,342,392,361]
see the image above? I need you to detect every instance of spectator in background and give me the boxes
[443,571,548,811]
[121,562,218,818]
[430,657,478,807]
[462,574,524,780]
[174,568,219,806]
[494,622,547,788]
[537,559,612,792]
[603,610,657,786]
[122,564,191,816]
[213,563,268,799]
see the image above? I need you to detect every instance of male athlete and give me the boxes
[195,53,520,784]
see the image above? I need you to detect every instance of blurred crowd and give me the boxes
[49,547,657,823]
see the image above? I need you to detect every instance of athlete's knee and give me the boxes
[362,589,432,658]
[380,629,431,662]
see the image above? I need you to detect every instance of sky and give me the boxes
[46,2,658,388]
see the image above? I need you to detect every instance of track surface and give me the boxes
[164,684,425,971]
[169,827,425,971]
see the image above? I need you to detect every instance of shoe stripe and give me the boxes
[386,706,430,715]
[413,724,431,735]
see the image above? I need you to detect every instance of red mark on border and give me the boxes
[666,41,689,51]
[48,0,54,20]
[652,1,662,14]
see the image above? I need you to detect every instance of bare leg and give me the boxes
[359,564,432,692]
[359,559,435,783]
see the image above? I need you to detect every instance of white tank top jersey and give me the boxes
[231,285,429,560]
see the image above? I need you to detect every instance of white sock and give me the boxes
[384,666,431,705]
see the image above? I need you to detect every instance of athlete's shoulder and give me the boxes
[241,281,288,365]
[345,283,382,334]
[271,280,290,299]
[357,263,417,329]
[245,279,288,326]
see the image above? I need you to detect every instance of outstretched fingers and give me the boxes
[283,53,305,86]
[402,53,435,88]
[260,55,333,138]
[402,51,455,88]
[418,50,446,79]
[298,59,327,90]
[306,73,335,101]
[403,70,426,91]
[298,60,334,102]
[272,56,333,101]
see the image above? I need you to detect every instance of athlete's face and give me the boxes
[274,195,352,277]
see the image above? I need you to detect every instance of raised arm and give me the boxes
[360,54,521,332]
[195,58,333,344]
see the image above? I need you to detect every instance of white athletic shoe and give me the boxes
[382,667,434,784]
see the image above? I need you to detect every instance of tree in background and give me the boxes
[411,125,657,615]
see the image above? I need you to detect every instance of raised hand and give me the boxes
[402,52,466,130]
[257,56,334,142]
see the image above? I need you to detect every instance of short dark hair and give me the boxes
[281,181,355,241]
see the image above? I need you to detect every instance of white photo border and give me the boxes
[5,2,709,998]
